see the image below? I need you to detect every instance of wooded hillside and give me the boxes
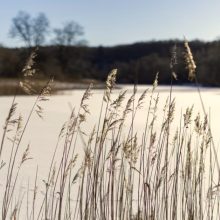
[0,40,220,85]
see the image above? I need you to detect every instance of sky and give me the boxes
[0,0,220,47]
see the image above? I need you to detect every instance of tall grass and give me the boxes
[0,41,219,220]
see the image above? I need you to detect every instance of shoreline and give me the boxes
[0,78,220,96]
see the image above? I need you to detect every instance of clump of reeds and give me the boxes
[0,41,219,220]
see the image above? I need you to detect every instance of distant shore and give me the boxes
[0,78,113,95]
[1,78,220,96]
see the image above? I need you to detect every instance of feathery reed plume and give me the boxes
[194,113,202,135]
[184,105,194,128]
[111,90,127,110]
[39,77,53,99]
[184,39,196,81]
[20,49,38,95]
[162,98,175,130]
[136,89,148,109]
[22,49,38,77]
[79,83,93,123]
[35,77,54,119]
[4,103,17,130]
[104,69,117,102]
[122,89,136,120]
[20,144,32,165]
[123,135,140,165]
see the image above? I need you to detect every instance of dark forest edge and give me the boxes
[1,39,220,90]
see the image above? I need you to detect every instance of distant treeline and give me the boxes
[1,40,220,85]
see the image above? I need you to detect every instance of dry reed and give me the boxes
[0,42,219,220]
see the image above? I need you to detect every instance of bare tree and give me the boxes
[9,11,49,47]
[52,21,87,76]
[53,21,87,46]
[32,13,49,46]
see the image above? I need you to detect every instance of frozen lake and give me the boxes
[0,84,220,219]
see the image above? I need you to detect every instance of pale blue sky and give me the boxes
[0,0,220,47]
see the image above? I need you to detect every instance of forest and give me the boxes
[0,40,220,86]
